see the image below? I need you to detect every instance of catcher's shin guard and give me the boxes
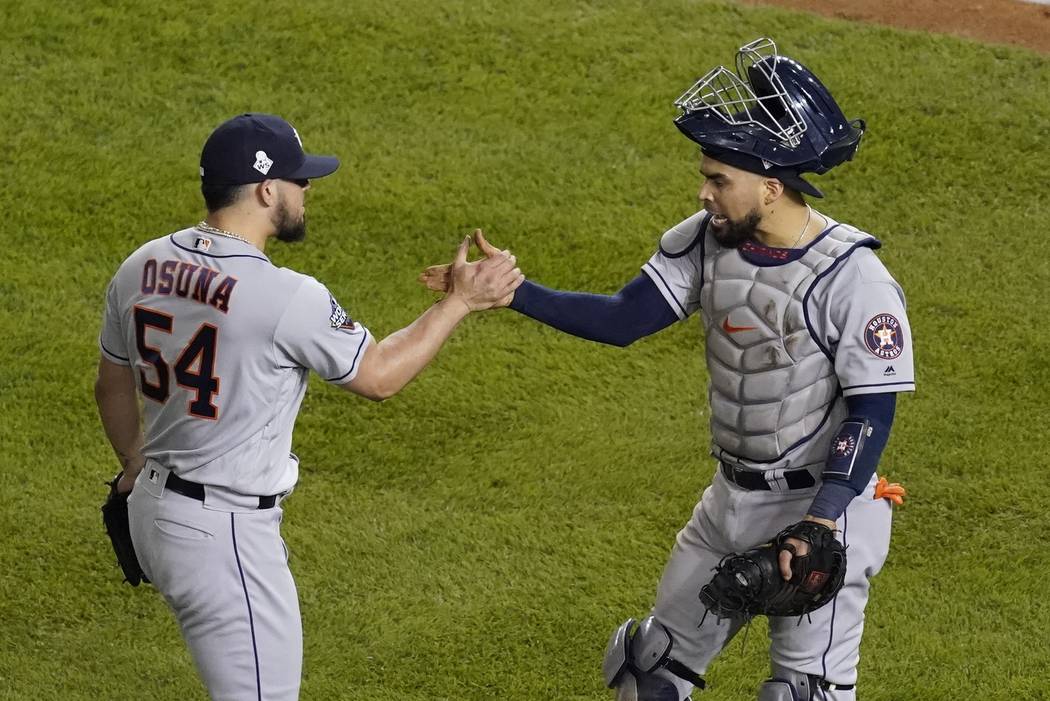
[603,617,704,700]
[757,663,855,701]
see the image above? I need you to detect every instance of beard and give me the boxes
[710,209,762,249]
[274,198,307,243]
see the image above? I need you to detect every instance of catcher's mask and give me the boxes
[673,37,865,196]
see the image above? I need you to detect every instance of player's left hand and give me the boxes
[115,459,145,494]
[699,518,846,620]
[778,515,837,581]
[419,230,518,307]
[419,263,451,292]
[102,473,150,586]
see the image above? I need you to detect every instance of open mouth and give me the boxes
[711,214,728,226]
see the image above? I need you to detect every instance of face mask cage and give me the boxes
[673,37,808,149]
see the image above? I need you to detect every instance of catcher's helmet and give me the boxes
[673,38,864,195]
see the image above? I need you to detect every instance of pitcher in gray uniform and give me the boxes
[420,38,914,701]
[94,113,523,700]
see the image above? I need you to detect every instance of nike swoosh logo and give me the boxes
[722,317,757,334]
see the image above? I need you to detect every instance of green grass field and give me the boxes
[2,1,1049,699]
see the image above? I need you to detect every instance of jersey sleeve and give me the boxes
[98,277,131,365]
[273,277,373,384]
[640,211,707,319]
[830,257,915,397]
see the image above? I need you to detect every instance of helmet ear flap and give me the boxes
[817,118,866,173]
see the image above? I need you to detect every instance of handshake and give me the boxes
[419,230,523,312]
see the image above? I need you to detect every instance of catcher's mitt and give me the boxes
[101,474,149,586]
[698,520,845,620]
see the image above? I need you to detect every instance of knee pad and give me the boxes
[757,664,855,701]
[603,617,704,701]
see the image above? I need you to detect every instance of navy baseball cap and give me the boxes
[200,113,340,186]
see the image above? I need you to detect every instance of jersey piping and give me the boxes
[642,262,690,318]
[100,340,130,363]
[169,234,270,262]
[802,238,880,362]
[327,335,369,382]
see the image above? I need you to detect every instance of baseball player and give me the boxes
[94,113,523,700]
[421,39,913,700]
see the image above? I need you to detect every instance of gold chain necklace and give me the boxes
[196,221,253,245]
[788,205,813,249]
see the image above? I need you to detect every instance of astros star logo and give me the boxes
[874,325,896,348]
[833,435,856,457]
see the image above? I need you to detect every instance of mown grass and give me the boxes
[1,1,1048,699]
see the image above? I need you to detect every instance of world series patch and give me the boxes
[863,314,904,360]
[328,293,357,331]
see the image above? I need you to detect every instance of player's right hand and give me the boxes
[419,230,512,293]
[445,231,523,311]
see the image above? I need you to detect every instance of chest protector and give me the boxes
[699,223,877,471]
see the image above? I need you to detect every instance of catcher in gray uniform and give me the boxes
[95,113,523,700]
[421,39,913,700]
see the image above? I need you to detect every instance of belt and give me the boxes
[165,472,281,509]
[720,462,816,491]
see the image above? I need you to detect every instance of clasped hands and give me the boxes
[422,230,520,310]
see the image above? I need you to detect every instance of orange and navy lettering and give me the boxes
[141,258,237,313]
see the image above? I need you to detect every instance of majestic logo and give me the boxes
[193,236,213,252]
[722,316,757,334]
[253,150,274,175]
[864,314,904,359]
[832,434,856,458]
[883,366,896,376]
[329,293,356,330]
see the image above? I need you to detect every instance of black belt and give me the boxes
[165,472,280,509]
[720,462,816,491]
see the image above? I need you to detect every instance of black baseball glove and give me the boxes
[698,520,845,620]
[101,474,149,586]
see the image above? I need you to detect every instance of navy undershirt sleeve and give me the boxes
[807,393,897,522]
[508,273,680,347]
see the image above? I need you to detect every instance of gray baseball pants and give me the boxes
[129,464,302,700]
[652,469,892,700]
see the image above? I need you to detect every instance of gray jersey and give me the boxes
[99,227,372,496]
[642,210,915,469]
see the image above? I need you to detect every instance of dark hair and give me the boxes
[201,183,248,213]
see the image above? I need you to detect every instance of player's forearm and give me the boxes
[508,274,678,347]
[807,393,897,522]
[352,297,471,400]
[94,374,145,477]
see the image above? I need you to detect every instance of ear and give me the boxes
[762,177,785,206]
[254,180,279,208]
